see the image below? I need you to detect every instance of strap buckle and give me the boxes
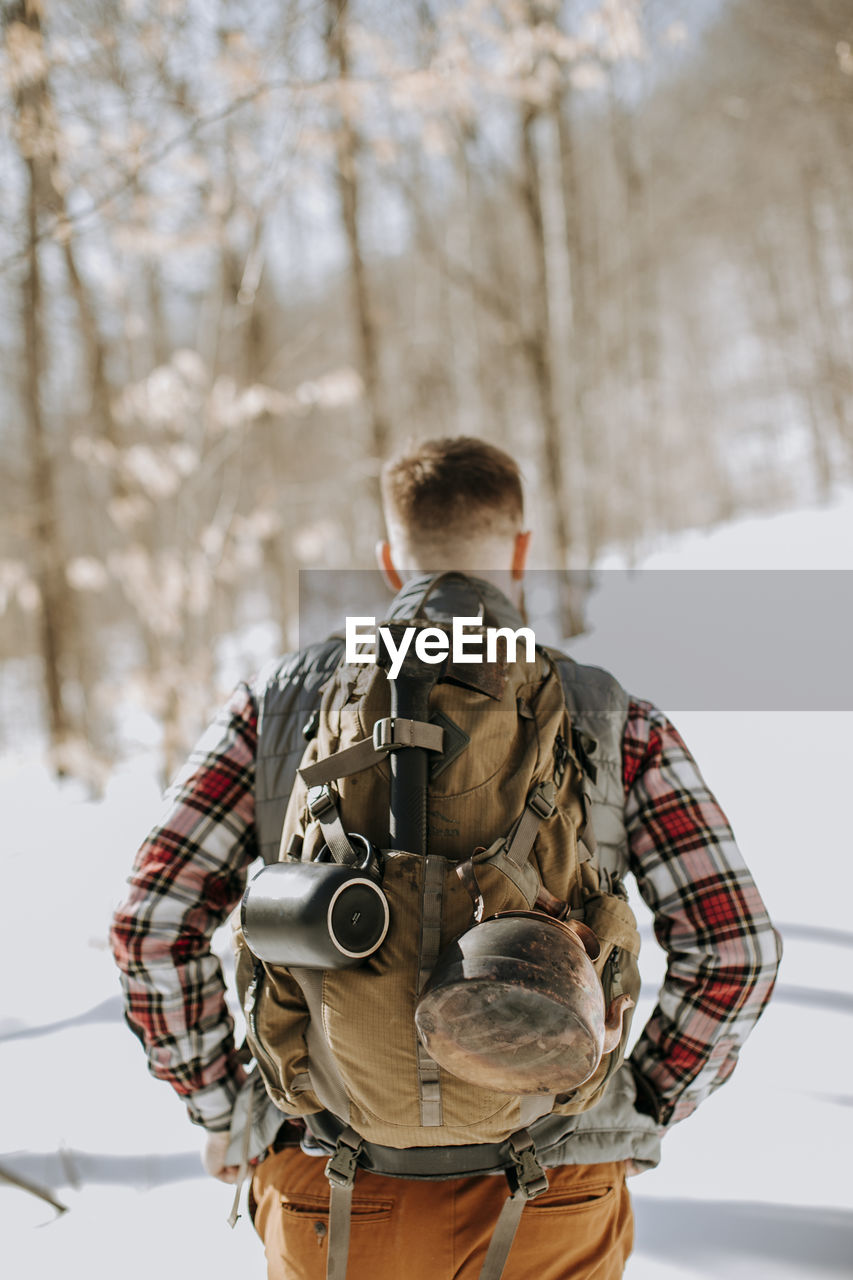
[325,1133,363,1189]
[372,718,396,753]
[307,783,336,819]
[372,717,444,754]
[528,781,556,822]
[506,1134,548,1201]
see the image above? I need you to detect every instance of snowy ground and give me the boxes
[2,489,853,1278]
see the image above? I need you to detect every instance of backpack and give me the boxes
[234,575,641,1278]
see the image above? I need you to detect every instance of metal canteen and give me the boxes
[240,835,390,970]
[414,911,634,1095]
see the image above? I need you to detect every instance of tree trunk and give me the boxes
[801,156,849,480]
[6,0,76,772]
[553,89,595,557]
[457,134,510,443]
[756,213,833,501]
[24,191,72,770]
[325,0,389,515]
[518,104,571,567]
[61,240,122,455]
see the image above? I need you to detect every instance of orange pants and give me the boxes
[251,1145,633,1279]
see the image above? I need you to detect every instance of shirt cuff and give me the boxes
[184,1074,245,1132]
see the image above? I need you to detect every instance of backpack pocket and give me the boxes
[234,921,323,1116]
[319,851,527,1146]
[550,889,641,1115]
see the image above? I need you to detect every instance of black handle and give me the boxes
[388,671,432,855]
[378,626,436,856]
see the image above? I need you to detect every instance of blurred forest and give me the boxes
[1,0,851,782]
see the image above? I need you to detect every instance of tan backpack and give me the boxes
[234,612,640,1153]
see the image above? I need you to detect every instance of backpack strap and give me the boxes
[322,1127,547,1280]
[503,780,557,868]
[306,784,360,866]
[463,781,557,912]
[324,1127,365,1280]
[299,718,444,788]
[478,1131,549,1280]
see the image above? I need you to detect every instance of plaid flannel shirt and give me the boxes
[110,682,781,1134]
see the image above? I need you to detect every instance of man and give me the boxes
[111,436,782,1279]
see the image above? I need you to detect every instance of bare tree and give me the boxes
[325,0,389,509]
[4,0,80,772]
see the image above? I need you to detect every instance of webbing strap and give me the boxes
[324,1128,363,1280]
[466,779,558,911]
[579,777,598,860]
[478,1195,527,1280]
[478,1132,548,1280]
[226,1073,257,1229]
[300,738,383,788]
[307,785,358,866]
[300,719,444,788]
[503,781,556,869]
[319,1123,548,1280]
[374,717,444,753]
[327,1182,354,1280]
[417,856,445,1127]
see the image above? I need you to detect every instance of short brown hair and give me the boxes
[381,437,523,548]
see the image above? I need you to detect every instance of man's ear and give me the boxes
[511,530,532,581]
[376,540,403,592]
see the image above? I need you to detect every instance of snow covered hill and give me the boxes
[2,488,852,1278]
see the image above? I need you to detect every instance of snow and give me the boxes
[597,487,853,571]
[2,488,853,1277]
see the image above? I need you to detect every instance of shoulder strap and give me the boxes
[255,636,347,864]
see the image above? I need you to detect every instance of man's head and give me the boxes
[377,436,531,598]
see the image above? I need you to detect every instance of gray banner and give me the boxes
[297,570,853,711]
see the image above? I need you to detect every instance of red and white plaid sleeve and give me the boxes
[110,683,260,1132]
[623,699,783,1129]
